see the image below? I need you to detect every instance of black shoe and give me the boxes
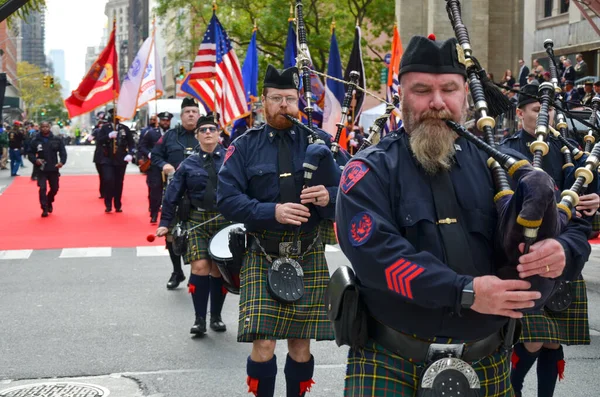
[98,195,104,199]
[150,214,158,223]
[166,272,186,289]
[116,208,123,213]
[190,316,207,335]
[41,209,48,217]
[47,204,53,213]
[210,315,227,332]
[105,207,112,213]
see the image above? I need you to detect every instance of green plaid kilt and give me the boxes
[519,277,589,345]
[183,209,231,264]
[345,339,513,397]
[237,228,334,342]
[319,219,337,245]
[592,212,600,232]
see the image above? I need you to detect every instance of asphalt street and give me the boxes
[0,146,599,397]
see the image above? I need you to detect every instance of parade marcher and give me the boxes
[27,122,67,217]
[218,65,341,397]
[500,84,597,397]
[96,109,135,213]
[90,112,107,199]
[140,111,173,223]
[8,121,24,176]
[581,82,594,106]
[334,35,591,397]
[151,97,201,290]
[0,127,8,170]
[156,113,230,335]
[137,114,158,165]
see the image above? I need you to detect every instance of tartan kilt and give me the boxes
[319,219,337,245]
[345,339,513,397]
[237,228,334,342]
[183,209,231,264]
[519,277,590,345]
[592,212,600,232]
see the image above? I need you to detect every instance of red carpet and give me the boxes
[0,174,163,250]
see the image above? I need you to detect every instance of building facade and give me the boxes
[128,0,150,64]
[0,20,21,121]
[20,9,46,70]
[525,0,600,80]
[105,0,130,83]
[394,0,524,84]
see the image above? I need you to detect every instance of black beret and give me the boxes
[399,35,466,78]
[158,111,173,120]
[263,64,300,90]
[181,97,199,109]
[196,113,220,129]
[517,84,540,108]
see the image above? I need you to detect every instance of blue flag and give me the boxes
[232,29,259,140]
[323,28,345,135]
[284,20,297,68]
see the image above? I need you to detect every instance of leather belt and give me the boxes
[368,316,504,363]
[249,235,319,257]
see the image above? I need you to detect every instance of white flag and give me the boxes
[117,30,162,120]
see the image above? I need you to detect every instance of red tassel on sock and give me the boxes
[557,359,566,381]
[247,376,259,396]
[299,379,315,395]
[511,351,520,369]
[188,283,196,294]
[222,286,229,296]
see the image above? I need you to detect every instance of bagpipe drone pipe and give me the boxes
[357,93,400,153]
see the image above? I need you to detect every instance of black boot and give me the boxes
[284,354,315,397]
[41,209,48,217]
[537,346,565,397]
[247,355,277,397]
[510,343,541,396]
[190,316,206,335]
[150,214,158,223]
[210,314,226,332]
[166,272,186,289]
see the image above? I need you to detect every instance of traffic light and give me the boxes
[49,77,55,88]
[43,75,49,88]
[178,66,185,79]
[40,108,46,116]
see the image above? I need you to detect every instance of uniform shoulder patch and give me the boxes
[156,135,164,145]
[341,161,370,194]
[224,145,235,164]
[348,212,375,247]
[385,258,426,300]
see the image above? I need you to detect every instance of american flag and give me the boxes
[181,11,248,127]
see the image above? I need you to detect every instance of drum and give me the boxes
[209,223,245,294]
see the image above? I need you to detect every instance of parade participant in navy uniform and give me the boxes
[156,113,231,335]
[8,121,24,177]
[499,84,597,397]
[218,65,340,397]
[140,111,173,223]
[151,97,201,290]
[335,35,591,397]
[89,112,107,199]
[96,109,135,213]
[27,121,67,217]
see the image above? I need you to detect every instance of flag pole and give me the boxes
[212,0,218,125]
[113,18,118,155]
[153,15,158,119]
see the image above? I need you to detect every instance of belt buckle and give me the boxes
[279,241,301,257]
[426,343,465,362]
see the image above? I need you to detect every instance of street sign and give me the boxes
[380,67,388,84]
[384,53,392,65]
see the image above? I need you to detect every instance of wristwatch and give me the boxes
[460,281,475,309]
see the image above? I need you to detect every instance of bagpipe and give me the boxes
[357,93,400,152]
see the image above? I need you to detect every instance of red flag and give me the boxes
[65,22,119,118]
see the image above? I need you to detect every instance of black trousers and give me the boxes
[146,167,163,216]
[95,163,104,197]
[101,164,127,210]
[38,171,60,209]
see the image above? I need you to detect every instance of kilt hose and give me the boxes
[237,228,334,342]
[519,277,590,345]
[345,340,513,397]
[183,209,231,264]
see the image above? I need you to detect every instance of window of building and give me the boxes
[120,8,123,14]
[560,0,569,13]
[544,0,553,17]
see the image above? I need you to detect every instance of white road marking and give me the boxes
[0,250,33,260]
[59,247,112,258]
[136,246,168,257]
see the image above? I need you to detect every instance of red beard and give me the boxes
[265,110,294,130]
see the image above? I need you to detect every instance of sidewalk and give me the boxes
[584,246,600,291]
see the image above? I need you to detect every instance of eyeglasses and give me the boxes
[197,126,218,133]
[266,95,298,105]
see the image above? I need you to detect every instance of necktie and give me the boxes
[429,170,479,276]
[203,153,217,211]
[277,130,297,203]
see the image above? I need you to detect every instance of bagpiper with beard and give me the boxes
[217,65,341,397]
[334,35,591,397]
[140,111,173,223]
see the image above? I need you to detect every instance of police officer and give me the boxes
[499,84,598,397]
[334,35,591,397]
[140,111,173,223]
[27,121,67,217]
[8,121,24,177]
[89,112,107,199]
[218,65,342,397]
[156,113,231,335]
[96,109,135,212]
[151,97,201,290]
